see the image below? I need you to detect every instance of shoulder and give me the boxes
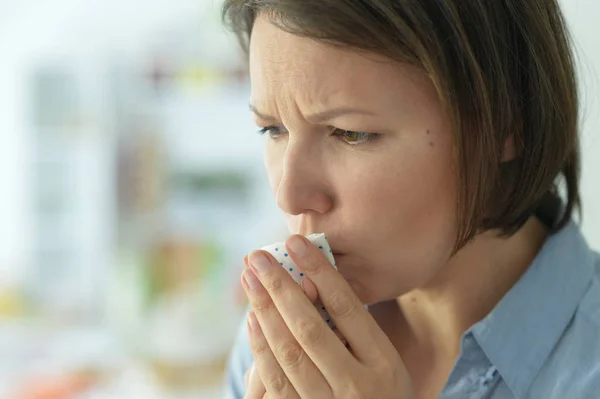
[529,251,600,398]
[577,251,600,327]
[575,251,600,334]
[224,313,254,399]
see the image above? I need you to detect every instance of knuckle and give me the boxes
[249,338,269,356]
[250,295,275,313]
[275,341,303,368]
[264,372,288,396]
[296,317,325,346]
[301,256,322,274]
[248,331,269,356]
[372,357,394,382]
[264,275,284,294]
[327,289,358,318]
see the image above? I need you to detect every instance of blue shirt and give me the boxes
[224,222,600,398]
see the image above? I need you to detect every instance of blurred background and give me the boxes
[0,0,598,398]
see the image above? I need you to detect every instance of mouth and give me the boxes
[328,243,345,257]
[331,252,348,271]
[328,245,342,255]
[332,252,346,260]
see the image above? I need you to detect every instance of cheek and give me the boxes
[381,142,457,248]
[339,138,458,291]
[362,164,456,251]
[348,139,456,224]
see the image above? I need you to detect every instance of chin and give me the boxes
[348,272,415,305]
[342,276,379,305]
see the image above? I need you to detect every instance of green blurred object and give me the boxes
[141,234,227,308]
[202,240,226,297]
[170,170,250,199]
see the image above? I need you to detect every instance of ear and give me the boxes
[501,134,517,162]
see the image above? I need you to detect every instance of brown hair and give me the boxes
[223,0,581,251]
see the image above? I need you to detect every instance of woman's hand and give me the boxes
[241,255,348,398]
[240,234,415,399]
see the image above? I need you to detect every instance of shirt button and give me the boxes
[480,366,498,386]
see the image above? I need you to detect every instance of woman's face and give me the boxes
[249,17,458,305]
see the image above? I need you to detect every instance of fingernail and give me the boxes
[287,235,307,257]
[249,363,255,380]
[243,267,262,290]
[246,314,253,332]
[248,311,260,333]
[249,251,271,274]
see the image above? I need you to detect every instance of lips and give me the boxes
[327,243,345,257]
[328,245,343,256]
[302,231,343,255]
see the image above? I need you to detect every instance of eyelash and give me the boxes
[257,126,380,145]
[258,126,284,137]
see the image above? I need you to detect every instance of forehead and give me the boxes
[248,16,416,107]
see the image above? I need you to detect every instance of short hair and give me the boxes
[223,0,581,251]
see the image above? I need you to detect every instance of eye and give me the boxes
[331,128,380,145]
[258,125,287,139]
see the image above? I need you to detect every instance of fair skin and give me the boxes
[240,16,548,399]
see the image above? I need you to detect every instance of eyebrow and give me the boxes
[248,104,377,124]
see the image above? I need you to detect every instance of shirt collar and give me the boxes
[469,222,596,398]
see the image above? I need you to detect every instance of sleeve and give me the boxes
[224,313,255,399]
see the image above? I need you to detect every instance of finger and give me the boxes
[304,280,346,345]
[285,235,396,365]
[244,363,266,399]
[247,250,355,385]
[242,268,332,398]
[245,310,300,399]
[249,253,318,306]
[334,328,348,345]
[302,272,340,342]
[301,277,319,303]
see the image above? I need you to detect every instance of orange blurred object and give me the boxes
[12,372,97,399]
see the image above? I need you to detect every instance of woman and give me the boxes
[222,1,600,398]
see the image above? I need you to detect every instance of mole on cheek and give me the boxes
[426,129,434,147]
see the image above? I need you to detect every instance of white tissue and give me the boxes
[261,233,337,329]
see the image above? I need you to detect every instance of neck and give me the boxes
[397,216,549,356]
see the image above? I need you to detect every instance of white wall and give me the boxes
[560,0,600,249]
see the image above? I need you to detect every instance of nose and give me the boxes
[275,140,333,217]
